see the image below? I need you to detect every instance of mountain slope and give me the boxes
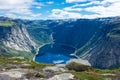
[0,16,120,68]
[26,17,120,69]
[0,17,36,59]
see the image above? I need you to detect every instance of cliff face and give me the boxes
[0,17,36,59]
[85,18,120,69]
[1,24,36,52]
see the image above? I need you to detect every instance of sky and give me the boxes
[0,0,120,20]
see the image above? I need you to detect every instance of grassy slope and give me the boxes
[0,57,54,71]
[0,45,34,60]
[0,57,119,80]
[0,21,13,27]
[68,68,120,80]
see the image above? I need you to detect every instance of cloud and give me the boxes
[0,0,42,19]
[66,0,88,3]
[36,6,41,9]
[53,0,119,19]
[0,0,119,19]
[46,1,54,4]
[85,0,120,18]
[63,7,82,11]
[73,1,101,7]
[49,9,82,19]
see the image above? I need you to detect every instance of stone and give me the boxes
[48,73,74,80]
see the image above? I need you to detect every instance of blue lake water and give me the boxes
[35,44,76,64]
[35,52,75,64]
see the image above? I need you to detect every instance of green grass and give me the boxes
[0,45,34,60]
[0,21,13,27]
[0,57,54,70]
[69,71,104,80]
[21,61,54,70]
[95,68,120,74]
[25,72,45,78]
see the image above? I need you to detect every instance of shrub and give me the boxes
[34,73,45,78]
[66,62,91,72]
[25,72,45,79]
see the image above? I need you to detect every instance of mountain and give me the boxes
[26,17,120,69]
[0,16,120,69]
[0,17,36,59]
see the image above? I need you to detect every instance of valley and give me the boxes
[0,17,120,69]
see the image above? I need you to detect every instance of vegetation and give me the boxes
[0,45,34,60]
[0,57,54,70]
[25,72,45,78]
[70,71,104,80]
[0,57,120,80]
[0,21,13,27]
[65,62,120,80]
[21,61,54,70]
[66,67,120,80]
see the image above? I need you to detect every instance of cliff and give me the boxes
[0,17,36,59]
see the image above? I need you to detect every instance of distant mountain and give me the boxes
[0,16,120,68]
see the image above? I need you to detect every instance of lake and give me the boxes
[35,44,76,64]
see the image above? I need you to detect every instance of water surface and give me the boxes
[35,44,76,64]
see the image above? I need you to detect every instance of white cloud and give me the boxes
[36,6,41,9]
[73,1,101,7]
[0,0,42,19]
[61,0,120,19]
[46,1,54,4]
[85,1,120,18]
[66,0,88,3]
[64,7,82,11]
[49,9,82,19]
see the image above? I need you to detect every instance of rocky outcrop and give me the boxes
[1,24,36,52]
[48,73,75,80]
[0,17,36,59]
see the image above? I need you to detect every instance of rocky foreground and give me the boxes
[0,57,120,80]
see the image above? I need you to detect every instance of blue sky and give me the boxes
[0,0,120,19]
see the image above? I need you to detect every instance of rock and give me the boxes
[43,66,60,72]
[0,70,25,78]
[101,73,116,76]
[48,73,74,80]
[67,58,91,66]
[43,65,66,72]
[43,65,67,78]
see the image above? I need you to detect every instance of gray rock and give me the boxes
[47,73,74,80]
[67,58,91,66]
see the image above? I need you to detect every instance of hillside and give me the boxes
[0,16,120,69]
[26,17,120,69]
[0,17,36,60]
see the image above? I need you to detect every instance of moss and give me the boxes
[95,68,120,74]
[25,72,45,79]
[0,56,54,73]
[0,45,34,60]
[25,72,35,78]
[0,21,13,27]
[0,57,25,65]
[34,73,45,78]
[21,61,54,70]
[70,71,104,80]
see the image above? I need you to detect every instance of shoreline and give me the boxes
[33,43,52,61]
